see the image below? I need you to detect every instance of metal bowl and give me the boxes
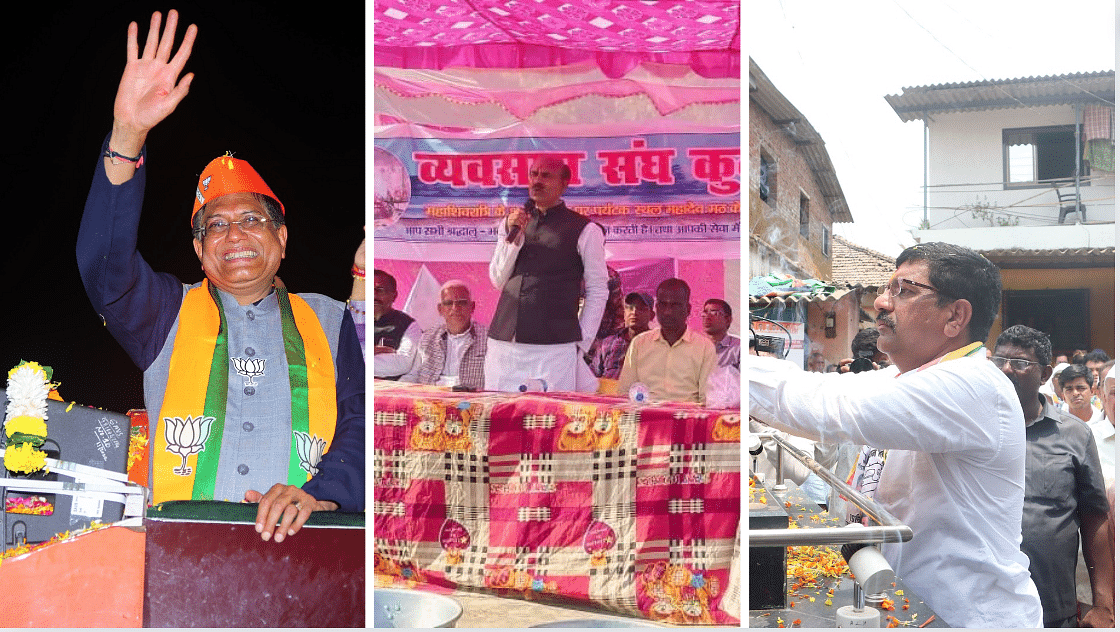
[374,588,463,628]
[532,618,664,627]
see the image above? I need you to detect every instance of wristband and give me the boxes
[351,264,365,279]
[104,147,144,168]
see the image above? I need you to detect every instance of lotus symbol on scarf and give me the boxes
[231,357,266,386]
[294,431,326,475]
[164,415,215,476]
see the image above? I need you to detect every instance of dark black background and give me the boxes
[5,3,364,413]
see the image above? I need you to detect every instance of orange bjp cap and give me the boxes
[192,153,285,224]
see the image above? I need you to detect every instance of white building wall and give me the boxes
[927,105,1114,229]
[913,223,1114,251]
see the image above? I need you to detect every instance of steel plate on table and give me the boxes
[532,618,664,627]
[375,588,463,628]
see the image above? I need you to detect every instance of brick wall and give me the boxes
[748,99,835,281]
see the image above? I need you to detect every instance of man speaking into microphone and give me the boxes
[485,156,608,392]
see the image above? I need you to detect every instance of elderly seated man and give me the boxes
[402,280,487,390]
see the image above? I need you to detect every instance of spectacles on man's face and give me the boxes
[701,309,728,317]
[879,277,940,300]
[440,298,472,309]
[990,356,1041,372]
[195,214,280,238]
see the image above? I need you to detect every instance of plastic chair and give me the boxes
[1057,187,1086,224]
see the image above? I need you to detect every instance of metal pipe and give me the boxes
[748,425,914,547]
[749,524,912,547]
[761,430,908,529]
[772,445,788,492]
[1075,102,1083,217]
[923,111,929,226]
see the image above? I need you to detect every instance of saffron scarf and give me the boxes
[153,280,337,503]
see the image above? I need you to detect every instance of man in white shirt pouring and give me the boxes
[748,241,1043,628]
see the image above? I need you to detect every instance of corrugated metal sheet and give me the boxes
[885,71,1115,122]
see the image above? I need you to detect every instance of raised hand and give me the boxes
[109,10,197,162]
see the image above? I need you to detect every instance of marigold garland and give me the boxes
[0,521,107,568]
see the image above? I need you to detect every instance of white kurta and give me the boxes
[484,212,607,393]
[747,352,1043,628]
[372,319,420,378]
[1087,416,1116,486]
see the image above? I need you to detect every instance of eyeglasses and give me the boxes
[195,214,281,238]
[440,299,472,309]
[879,277,940,299]
[990,356,1041,371]
[701,309,728,317]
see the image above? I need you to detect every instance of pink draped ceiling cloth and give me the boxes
[374,0,740,127]
[374,0,740,76]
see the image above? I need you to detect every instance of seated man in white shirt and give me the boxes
[402,280,487,390]
[373,269,420,379]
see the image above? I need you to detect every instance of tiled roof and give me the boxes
[749,287,855,308]
[830,236,896,288]
[979,246,1115,268]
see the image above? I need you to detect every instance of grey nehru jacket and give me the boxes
[144,284,343,503]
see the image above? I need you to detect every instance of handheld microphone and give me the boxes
[507,198,534,243]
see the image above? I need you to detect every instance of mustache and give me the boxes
[876,311,895,329]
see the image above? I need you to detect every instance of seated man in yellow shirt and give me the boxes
[617,278,717,404]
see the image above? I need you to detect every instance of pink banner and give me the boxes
[374,133,740,252]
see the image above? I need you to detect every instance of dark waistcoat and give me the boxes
[373,309,415,350]
[489,203,589,345]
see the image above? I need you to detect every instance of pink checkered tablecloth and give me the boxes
[373,379,740,624]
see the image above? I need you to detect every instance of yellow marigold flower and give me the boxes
[5,415,47,439]
[8,361,47,381]
[4,442,47,474]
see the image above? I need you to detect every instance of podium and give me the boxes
[144,501,364,627]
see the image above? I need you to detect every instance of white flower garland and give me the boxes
[3,361,53,475]
[6,363,51,422]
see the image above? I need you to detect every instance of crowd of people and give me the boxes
[748,241,1116,628]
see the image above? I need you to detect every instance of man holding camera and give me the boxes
[848,327,890,373]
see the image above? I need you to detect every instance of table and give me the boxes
[373,379,741,625]
[748,484,946,628]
